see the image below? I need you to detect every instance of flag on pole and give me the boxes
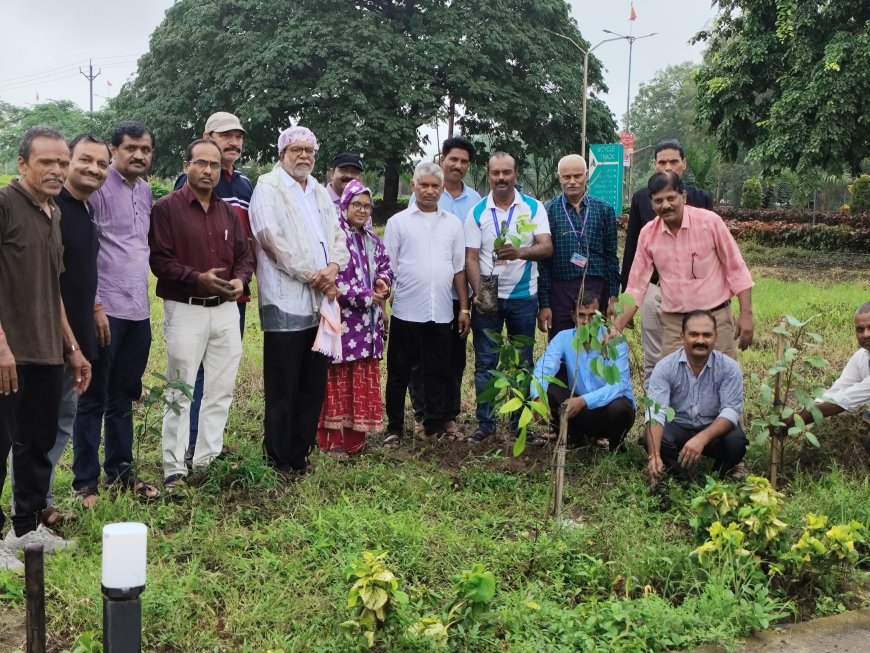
[107,80,113,87]
[35,90,40,102]
[629,2,637,21]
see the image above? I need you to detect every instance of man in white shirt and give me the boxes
[465,152,553,441]
[248,126,349,480]
[383,161,470,444]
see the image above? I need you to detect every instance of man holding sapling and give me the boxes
[644,310,748,485]
[465,152,552,442]
[529,293,635,451]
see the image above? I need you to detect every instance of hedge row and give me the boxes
[725,219,870,253]
[716,206,870,229]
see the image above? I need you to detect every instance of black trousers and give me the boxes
[409,300,465,423]
[263,329,329,472]
[546,383,634,450]
[385,316,452,435]
[0,364,63,536]
[660,421,748,479]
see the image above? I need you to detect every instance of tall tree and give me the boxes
[694,0,870,175]
[110,0,616,208]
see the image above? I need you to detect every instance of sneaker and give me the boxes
[4,524,78,554]
[0,542,23,570]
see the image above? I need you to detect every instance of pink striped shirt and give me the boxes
[625,205,753,313]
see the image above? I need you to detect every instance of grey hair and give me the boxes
[413,160,444,183]
[19,125,66,160]
[856,302,870,316]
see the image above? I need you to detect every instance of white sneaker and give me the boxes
[4,524,78,554]
[0,542,24,570]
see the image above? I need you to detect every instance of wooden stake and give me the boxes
[769,316,787,489]
[551,403,569,522]
[25,543,46,653]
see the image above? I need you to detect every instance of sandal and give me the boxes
[121,474,161,500]
[444,422,466,442]
[163,474,186,490]
[74,485,99,509]
[383,433,401,448]
[595,438,610,449]
[40,506,73,527]
[469,429,493,442]
[326,447,351,462]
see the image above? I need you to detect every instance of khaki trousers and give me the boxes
[660,303,738,361]
[640,283,663,387]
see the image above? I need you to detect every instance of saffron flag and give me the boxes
[630,3,637,21]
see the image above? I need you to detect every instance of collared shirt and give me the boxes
[820,348,870,412]
[0,180,64,364]
[539,192,619,308]
[56,187,100,361]
[90,166,152,321]
[149,184,254,303]
[383,205,465,324]
[279,169,328,269]
[530,326,635,409]
[465,191,550,299]
[647,348,743,429]
[625,205,754,313]
[409,183,483,224]
[621,184,713,289]
[327,183,341,210]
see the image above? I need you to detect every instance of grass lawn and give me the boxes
[0,245,868,652]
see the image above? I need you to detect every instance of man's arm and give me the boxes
[60,300,91,395]
[612,227,654,334]
[226,206,255,301]
[453,271,471,337]
[248,185,318,282]
[148,201,202,292]
[0,319,17,395]
[678,416,735,471]
[712,216,754,349]
[465,248,481,298]
[735,288,753,350]
[529,332,565,399]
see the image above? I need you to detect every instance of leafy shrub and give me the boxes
[741,177,763,208]
[342,551,408,648]
[726,220,870,253]
[717,206,870,228]
[148,178,174,201]
[0,174,14,187]
[371,195,410,225]
[849,174,870,212]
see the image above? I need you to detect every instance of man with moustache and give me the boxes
[621,139,714,385]
[612,172,754,361]
[538,154,619,337]
[326,153,365,210]
[149,139,254,489]
[249,127,348,479]
[175,112,254,468]
[73,121,158,506]
[465,152,552,442]
[644,310,747,485]
[1,126,90,561]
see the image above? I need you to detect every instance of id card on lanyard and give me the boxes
[563,196,590,268]
[491,205,516,267]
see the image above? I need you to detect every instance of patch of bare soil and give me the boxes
[0,606,25,653]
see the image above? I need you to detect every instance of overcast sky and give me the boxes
[1,0,717,131]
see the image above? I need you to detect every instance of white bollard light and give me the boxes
[102,523,147,653]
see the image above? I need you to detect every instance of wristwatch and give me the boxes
[460,309,471,315]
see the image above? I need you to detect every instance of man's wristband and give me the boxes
[647,452,661,461]
[460,309,471,315]
[64,343,79,356]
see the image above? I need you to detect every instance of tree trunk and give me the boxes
[382,153,401,219]
[769,316,787,489]
[447,96,455,139]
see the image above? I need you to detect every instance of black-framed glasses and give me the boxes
[349,201,374,213]
[187,159,221,171]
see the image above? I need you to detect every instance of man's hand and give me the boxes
[457,311,471,338]
[677,434,707,471]
[94,306,111,347]
[374,278,390,298]
[735,312,754,350]
[311,263,339,293]
[564,395,586,419]
[647,453,665,484]
[224,279,244,301]
[199,268,232,296]
[0,342,17,395]
[537,308,552,333]
[495,244,522,261]
[606,296,618,319]
[67,350,92,395]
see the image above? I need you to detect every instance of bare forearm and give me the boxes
[453,271,469,309]
[736,288,752,316]
[60,300,78,350]
[465,250,481,295]
[697,417,735,445]
[520,237,553,262]
[647,422,664,455]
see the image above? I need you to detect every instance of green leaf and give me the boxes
[513,428,527,456]
[499,398,523,414]
[518,406,533,429]
[805,431,820,448]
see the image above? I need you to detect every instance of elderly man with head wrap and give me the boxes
[249,126,349,480]
[317,180,393,459]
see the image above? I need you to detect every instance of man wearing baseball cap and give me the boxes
[326,152,364,210]
[175,111,255,468]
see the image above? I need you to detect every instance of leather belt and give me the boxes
[187,296,225,308]
[708,299,730,312]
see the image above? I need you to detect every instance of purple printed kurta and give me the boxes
[335,219,393,362]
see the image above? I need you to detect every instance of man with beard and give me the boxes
[326,153,364,211]
[175,112,254,467]
[644,310,747,485]
[612,172,754,361]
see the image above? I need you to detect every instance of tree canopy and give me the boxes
[694,0,869,175]
[110,0,617,205]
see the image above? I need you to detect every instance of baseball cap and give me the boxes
[204,112,246,134]
[332,152,364,171]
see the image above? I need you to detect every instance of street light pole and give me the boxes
[602,29,657,135]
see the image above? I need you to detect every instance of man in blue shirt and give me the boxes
[645,310,747,484]
[531,294,635,450]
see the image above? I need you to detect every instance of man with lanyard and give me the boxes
[465,152,552,442]
[174,111,254,467]
[326,153,365,211]
[538,154,619,338]
[621,139,714,386]
[407,136,482,439]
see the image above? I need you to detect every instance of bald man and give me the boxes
[538,155,619,337]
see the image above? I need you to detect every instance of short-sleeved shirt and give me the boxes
[465,191,550,299]
[0,181,65,364]
[56,187,100,361]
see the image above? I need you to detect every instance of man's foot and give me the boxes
[120,474,161,500]
[74,485,99,509]
[383,433,402,448]
[444,421,466,441]
[163,474,187,491]
[276,468,306,483]
[727,462,749,482]
[40,507,72,528]
[413,422,425,438]
[0,543,23,570]
[4,524,77,554]
[326,447,351,462]
[469,429,493,442]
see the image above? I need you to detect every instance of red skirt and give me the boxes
[318,358,383,433]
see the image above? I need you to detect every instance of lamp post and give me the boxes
[601,29,657,136]
[543,29,623,157]
[102,523,147,653]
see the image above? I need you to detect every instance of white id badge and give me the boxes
[570,253,588,268]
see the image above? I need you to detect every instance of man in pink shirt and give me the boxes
[613,172,754,360]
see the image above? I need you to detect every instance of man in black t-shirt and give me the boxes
[620,139,714,387]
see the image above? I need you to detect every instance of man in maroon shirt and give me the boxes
[149,139,253,489]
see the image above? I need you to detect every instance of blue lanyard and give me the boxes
[490,205,516,236]
[562,195,590,241]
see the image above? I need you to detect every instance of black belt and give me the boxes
[187,296,226,308]
[708,299,731,312]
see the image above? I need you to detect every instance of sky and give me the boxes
[1,0,717,133]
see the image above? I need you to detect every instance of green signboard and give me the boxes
[588,144,624,216]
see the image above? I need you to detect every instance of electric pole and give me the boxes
[79,59,101,112]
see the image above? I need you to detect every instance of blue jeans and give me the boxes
[471,295,538,434]
[189,302,246,448]
[73,316,151,490]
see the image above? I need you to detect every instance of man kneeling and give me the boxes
[646,310,748,484]
[530,295,635,450]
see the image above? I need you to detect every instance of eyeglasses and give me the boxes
[348,201,374,213]
[288,146,316,156]
[188,159,221,171]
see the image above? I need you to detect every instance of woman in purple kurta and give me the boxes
[317,181,393,458]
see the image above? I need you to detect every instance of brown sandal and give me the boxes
[40,507,73,527]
